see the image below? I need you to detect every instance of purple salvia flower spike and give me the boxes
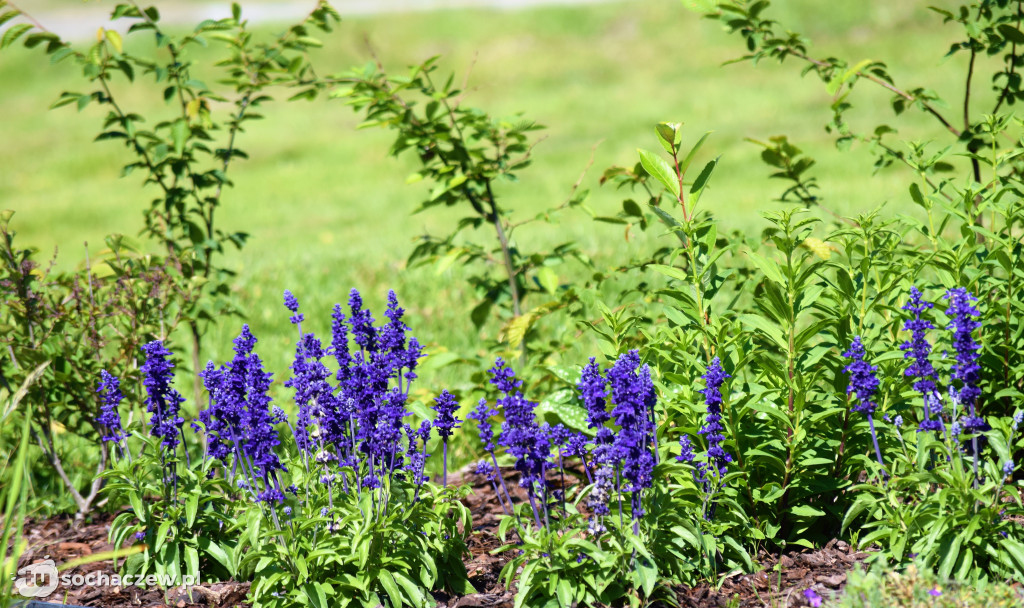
[901,287,943,432]
[97,370,127,445]
[843,337,886,476]
[140,340,186,451]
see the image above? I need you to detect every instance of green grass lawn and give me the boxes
[0,0,982,413]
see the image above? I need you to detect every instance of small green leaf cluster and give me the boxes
[842,377,1024,580]
[330,55,594,365]
[496,496,673,608]
[102,435,241,585]
[244,481,472,608]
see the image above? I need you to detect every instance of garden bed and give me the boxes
[17,465,868,608]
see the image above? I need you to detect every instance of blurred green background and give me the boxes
[1,0,973,404]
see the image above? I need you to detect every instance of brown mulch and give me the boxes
[17,467,867,608]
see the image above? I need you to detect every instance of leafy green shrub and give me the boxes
[839,287,1024,580]
[1,212,198,518]
[580,1,1024,567]
[332,56,594,367]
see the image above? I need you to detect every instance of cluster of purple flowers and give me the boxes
[432,389,461,486]
[283,289,441,507]
[843,337,879,415]
[97,370,127,447]
[140,340,186,452]
[897,287,986,436]
[900,287,942,432]
[195,325,287,503]
[96,289,454,523]
[945,288,983,431]
[469,350,658,535]
[846,286,991,480]
[96,340,188,498]
[677,357,733,520]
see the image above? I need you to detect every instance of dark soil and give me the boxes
[17,466,868,608]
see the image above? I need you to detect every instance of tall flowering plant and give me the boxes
[842,287,1024,581]
[677,357,733,519]
[99,341,240,586]
[669,357,753,581]
[479,351,715,606]
[99,289,473,607]
[233,290,471,608]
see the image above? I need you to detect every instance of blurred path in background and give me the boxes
[10,0,621,41]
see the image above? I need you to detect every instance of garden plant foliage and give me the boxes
[2,0,1024,606]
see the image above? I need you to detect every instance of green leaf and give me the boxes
[434,247,465,275]
[391,571,425,607]
[938,533,963,579]
[648,205,687,246]
[1000,538,1024,573]
[689,157,718,202]
[738,314,787,348]
[184,545,199,580]
[1,23,32,49]
[634,556,657,597]
[679,131,712,176]
[154,521,171,553]
[637,148,680,199]
[745,249,787,286]
[999,23,1024,44]
[535,388,588,432]
[185,494,198,527]
[171,118,188,155]
[826,59,872,95]
[197,537,233,575]
[536,266,558,296]
[378,570,403,608]
[105,29,123,54]
[649,264,689,283]
[302,582,328,608]
[790,505,826,517]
